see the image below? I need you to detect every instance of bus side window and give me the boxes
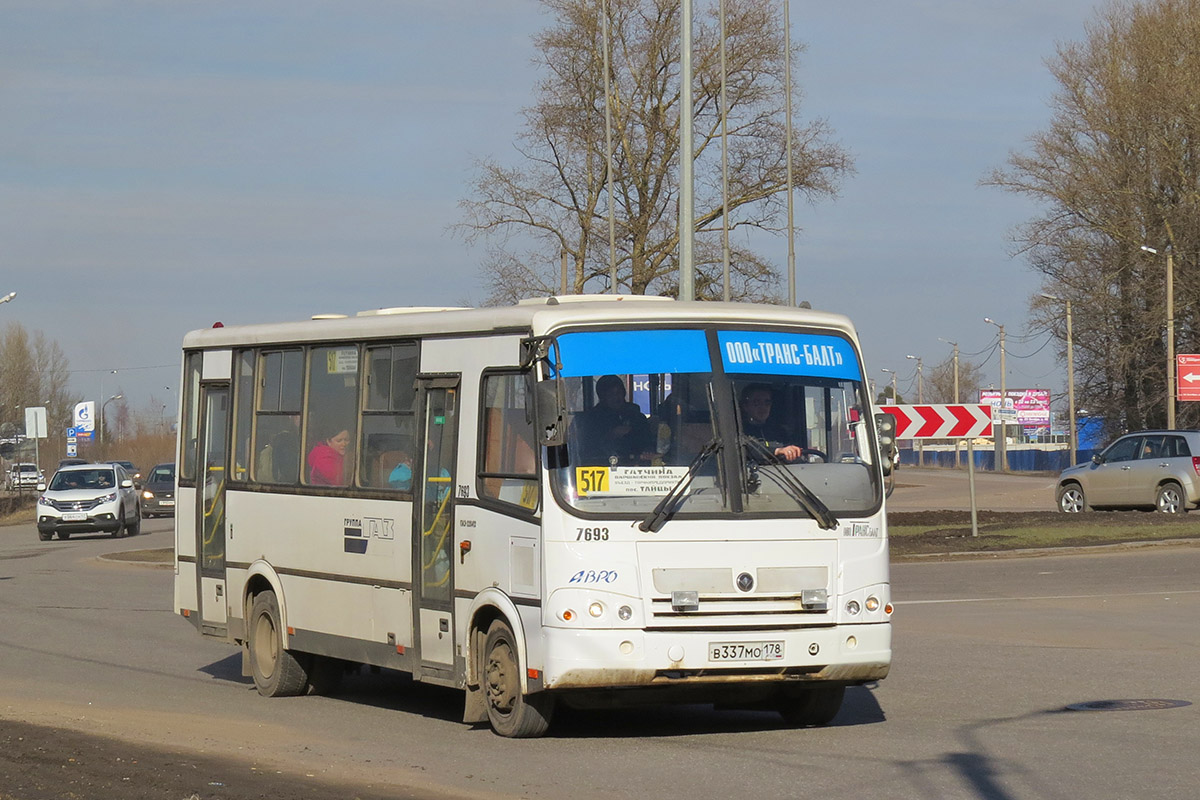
[360,342,419,491]
[479,373,538,509]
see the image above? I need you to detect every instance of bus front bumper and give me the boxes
[540,623,891,691]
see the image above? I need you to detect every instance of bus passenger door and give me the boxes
[413,377,459,680]
[196,383,230,635]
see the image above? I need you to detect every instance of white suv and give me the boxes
[7,462,42,490]
[36,463,141,540]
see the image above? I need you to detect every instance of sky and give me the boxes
[0,0,1110,427]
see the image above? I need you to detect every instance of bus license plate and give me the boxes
[62,512,87,522]
[709,641,785,662]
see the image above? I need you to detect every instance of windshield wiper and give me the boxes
[740,436,839,530]
[638,437,722,533]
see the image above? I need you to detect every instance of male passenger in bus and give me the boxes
[575,374,654,466]
[308,423,351,485]
[739,383,812,463]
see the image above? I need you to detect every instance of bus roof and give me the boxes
[181,296,859,350]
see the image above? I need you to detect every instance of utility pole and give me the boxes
[678,0,694,301]
[985,318,1006,471]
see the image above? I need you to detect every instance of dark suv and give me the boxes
[140,463,176,518]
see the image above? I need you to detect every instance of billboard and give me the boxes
[979,389,1051,432]
[73,401,96,441]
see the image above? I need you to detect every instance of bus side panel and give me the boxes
[224,491,415,651]
[453,506,543,676]
[174,485,199,620]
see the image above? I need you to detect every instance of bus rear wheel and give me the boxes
[248,590,310,697]
[778,685,845,727]
[482,620,554,738]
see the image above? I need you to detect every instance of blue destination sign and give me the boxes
[555,330,711,377]
[718,330,861,380]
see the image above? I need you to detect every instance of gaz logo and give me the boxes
[343,516,396,554]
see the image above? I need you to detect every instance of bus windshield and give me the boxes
[548,327,880,519]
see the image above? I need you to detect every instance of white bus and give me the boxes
[174,296,894,737]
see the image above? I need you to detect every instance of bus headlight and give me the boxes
[845,600,861,615]
[617,605,633,621]
[588,602,605,618]
[865,596,881,612]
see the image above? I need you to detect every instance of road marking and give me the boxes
[900,589,1200,605]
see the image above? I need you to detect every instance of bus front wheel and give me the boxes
[482,620,555,738]
[249,590,310,697]
[778,685,845,727]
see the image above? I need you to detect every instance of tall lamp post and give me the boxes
[880,368,898,405]
[0,291,15,305]
[984,317,1007,471]
[1141,245,1175,429]
[938,337,960,467]
[100,394,122,451]
[906,354,923,466]
[1042,293,1076,464]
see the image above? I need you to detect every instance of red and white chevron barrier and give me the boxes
[879,404,994,440]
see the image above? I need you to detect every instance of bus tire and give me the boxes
[483,619,554,738]
[249,590,310,697]
[778,685,845,727]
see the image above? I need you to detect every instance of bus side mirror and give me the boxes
[875,412,896,476]
[535,379,566,447]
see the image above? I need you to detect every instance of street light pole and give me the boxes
[0,291,15,305]
[880,368,898,404]
[938,337,961,467]
[678,0,694,301]
[984,317,1006,471]
[906,354,923,466]
[100,394,122,452]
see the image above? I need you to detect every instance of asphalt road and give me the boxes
[0,512,1197,799]
[887,466,1059,512]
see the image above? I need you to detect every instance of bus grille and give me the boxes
[647,594,831,629]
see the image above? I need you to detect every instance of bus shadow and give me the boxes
[199,656,886,737]
[199,653,252,685]
[205,655,886,735]
[550,685,885,739]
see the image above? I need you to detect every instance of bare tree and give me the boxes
[456,0,852,304]
[988,0,1200,435]
[927,356,984,405]
[0,322,73,460]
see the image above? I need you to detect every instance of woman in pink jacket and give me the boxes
[308,425,351,485]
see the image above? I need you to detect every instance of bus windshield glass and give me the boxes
[548,327,879,518]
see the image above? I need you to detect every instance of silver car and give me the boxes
[1056,430,1200,513]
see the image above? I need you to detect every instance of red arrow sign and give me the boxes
[1178,354,1200,401]
[880,404,994,439]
